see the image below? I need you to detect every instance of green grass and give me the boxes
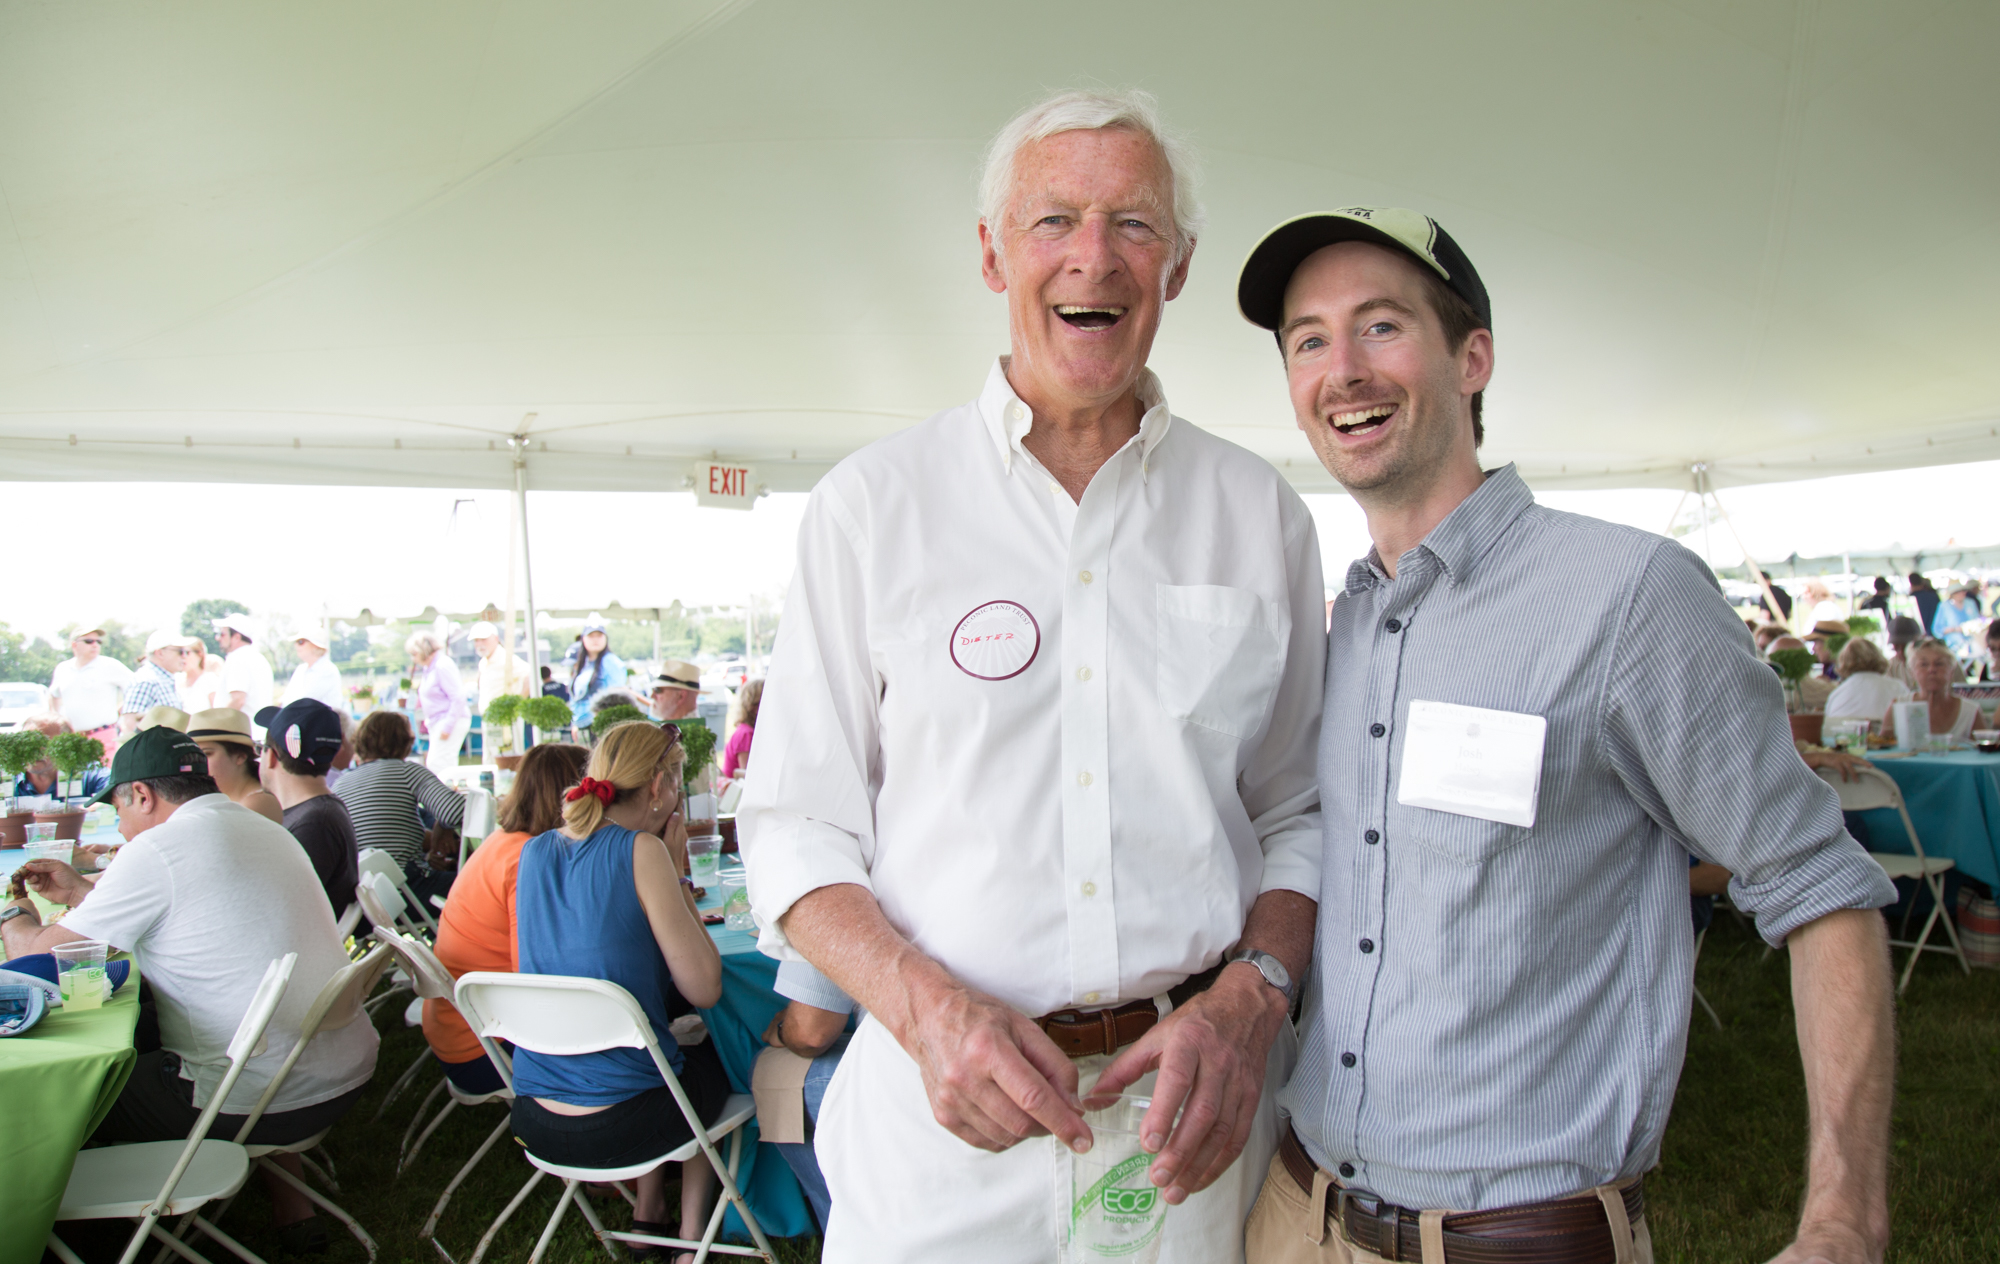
[46,912,1999,1263]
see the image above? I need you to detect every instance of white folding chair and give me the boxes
[454,972,775,1264]
[48,954,297,1264]
[356,870,430,945]
[179,943,397,1262]
[358,847,439,934]
[366,930,519,1246]
[1815,765,1972,993]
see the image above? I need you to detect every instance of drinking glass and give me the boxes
[722,879,754,930]
[687,834,722,886]
[1066,1095,1169,1263]
[52,941,109,1011]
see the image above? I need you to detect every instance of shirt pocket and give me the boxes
[1401,807,1528,867]
[1155,584,1286,742]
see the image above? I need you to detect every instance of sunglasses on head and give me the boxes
[658,721,682,747]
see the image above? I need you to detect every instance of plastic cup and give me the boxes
[24,824,60,846]
[687,834,722,885]
[23,839,72,869]
[53,941,108,1011]
[1066,1095,1168,1262]
[722,879,753,930]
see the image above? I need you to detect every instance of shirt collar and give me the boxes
[1344,463,1537,594]
[977,356,1175,480]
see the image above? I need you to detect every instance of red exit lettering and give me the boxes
[708,465,751,497]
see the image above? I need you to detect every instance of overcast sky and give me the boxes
[3,458,1996,645]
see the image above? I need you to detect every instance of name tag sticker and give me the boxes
[1395,700,1546,828]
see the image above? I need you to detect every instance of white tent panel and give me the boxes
[2,0,1997,493]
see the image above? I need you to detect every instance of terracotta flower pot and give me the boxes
[495,754,525,771]
[1789,713,1825,746]
[0,811,30,848]
[33,809,85,842]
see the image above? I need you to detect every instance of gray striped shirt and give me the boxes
[1281,464,1893,1211]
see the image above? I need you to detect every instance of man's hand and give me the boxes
[905,981,1088,1154]
[9,859,92,908]
[1089,964,1289,1205]
[1801,749,1872,782]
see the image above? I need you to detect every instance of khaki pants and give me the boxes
[1243,1152,1652,1264]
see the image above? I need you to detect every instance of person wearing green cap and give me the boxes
[2,725,378,1253]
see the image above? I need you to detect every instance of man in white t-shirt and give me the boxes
[212,613,275,737]
[285,627,346,710]
[1,727,379,1251]
[469,620,533,713]
[49,621,134,755]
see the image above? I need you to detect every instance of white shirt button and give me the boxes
[1076,666,1092,681]
[1048,481,1061,495]
[1007,402,1025,422]
[1081,881,1097,897]
[1083,992,1100,1004]
[1078,569,1093,584]
[1077,770,1093,787]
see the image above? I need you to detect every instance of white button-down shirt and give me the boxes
[740,359,1326,1016]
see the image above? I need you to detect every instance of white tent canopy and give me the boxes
[2,1,1996,495]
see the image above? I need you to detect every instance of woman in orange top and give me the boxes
[422,741,591,1091]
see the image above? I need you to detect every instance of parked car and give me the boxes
[703,660,749,690]
[0,682,51,730]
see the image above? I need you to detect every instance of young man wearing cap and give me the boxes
[2,726,378,1252]
[49,622,133,755]
[118,629,188,736]
[257,699,360,913]
[212,613,275,731]
[284,627,347,710]
[648,660,703,722]
[469,620,533,713]
[1234,208,1897,1264]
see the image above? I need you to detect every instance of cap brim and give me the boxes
[1236,214,1446,331]
[254,706,281,727]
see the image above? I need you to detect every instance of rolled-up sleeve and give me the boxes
[1244,500,1327,900]
[739,479,885,960]
[1603,543,1894,945]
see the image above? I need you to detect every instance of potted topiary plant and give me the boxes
[484,693,525,769]
[0,729,49,847]
[1769,646,1821,744]
[521,694,572,747]
[678,718,721,838]
[38,732,104,841]
[589,704,649,744]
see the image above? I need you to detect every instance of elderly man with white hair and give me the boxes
[741,90,1325,1263]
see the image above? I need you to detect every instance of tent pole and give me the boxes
[1704,479,1784,623]
[1692,464,1715,569]
[510,433,542,688]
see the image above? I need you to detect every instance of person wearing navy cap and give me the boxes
[256,699,359,914]
[1235,208,1896,1264]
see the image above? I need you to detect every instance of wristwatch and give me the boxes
[1225,948,1295,1005]
[0,905,35,928]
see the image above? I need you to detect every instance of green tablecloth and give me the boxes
[0,958,140,1264]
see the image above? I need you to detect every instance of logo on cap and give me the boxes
[286,724,303,759]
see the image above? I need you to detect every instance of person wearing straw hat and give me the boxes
[211,612,275,735]
[284,625,346,710]
[1233,205,1896,1263]
[469,619,533,713]
[118,628,189,736]
[138,705,189,732]
[186,706,284,824]
[49,620,132,757]
[647,660,703,723]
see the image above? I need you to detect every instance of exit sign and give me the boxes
[691,461,758,510]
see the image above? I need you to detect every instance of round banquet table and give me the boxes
[692,882,817,1242]
[1858,751,2000,889]
[0,955,141,1264]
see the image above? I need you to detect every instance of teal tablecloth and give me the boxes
[1862,752,2000,889]
[695,886,815,1241]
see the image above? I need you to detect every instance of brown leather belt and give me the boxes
[1278,1127,1644,1264]
[1034,965,1223,1060]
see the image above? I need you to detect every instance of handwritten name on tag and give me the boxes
[1395,700,1546,828]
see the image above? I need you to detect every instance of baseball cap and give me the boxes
[581,614,608,634]
[186,707,257,748]
[651,660,701,692]
[211,613,259,640]
[144,627,186,653]
[91,726,210,806]
[254,699,345,774]
[294,626,330,650]
[72,621,108,640]
[468,621,499,641]
[1237,206,1490,333]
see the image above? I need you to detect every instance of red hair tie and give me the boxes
[565,776,617,805]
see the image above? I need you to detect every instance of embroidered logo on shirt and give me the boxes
[949,600,1041,681]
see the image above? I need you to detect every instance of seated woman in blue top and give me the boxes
[512,720,726,1261]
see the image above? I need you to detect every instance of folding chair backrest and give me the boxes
[717,777,745,815]
[357,848,400,887]
[463,787,496,842]
[232,942,396,1143]
[356,870,407,930]
[1814,765,1901,813]
[370,926,455,1001]
[456,972,673,1083]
